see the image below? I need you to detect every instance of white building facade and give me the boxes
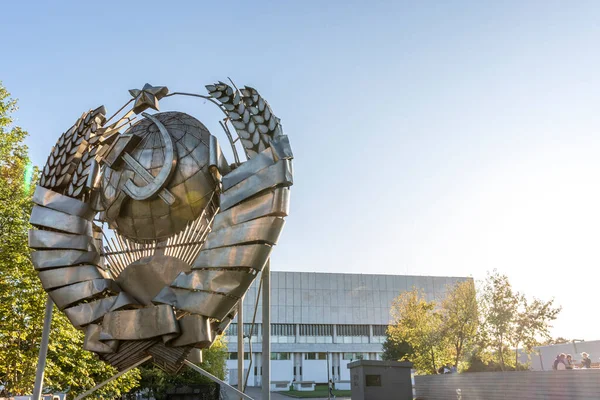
[224,271,470,386]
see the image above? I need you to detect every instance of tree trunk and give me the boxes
[455,339,462,368]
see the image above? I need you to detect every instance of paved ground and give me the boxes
[243,386,351,400]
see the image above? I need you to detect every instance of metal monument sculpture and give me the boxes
[28,81,292,384]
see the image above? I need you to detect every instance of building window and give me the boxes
[270,352,291,360]
[271,324,296,336]
[227,323,237,336]
[298,324,333,336]
[342,353,363,361]
[226,323,262,337]
[305,352,327,360]
[228,352,250,360]
[372,325,388,336]
[337,324,369,336]
[243,323,261,337]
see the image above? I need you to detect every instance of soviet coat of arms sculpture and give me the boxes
[28,82,293,372]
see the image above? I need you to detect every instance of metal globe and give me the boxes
[100,111,217,242]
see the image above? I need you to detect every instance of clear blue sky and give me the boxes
[2,0,600,341]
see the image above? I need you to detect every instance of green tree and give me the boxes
[0,82,139,398]
[440,280,478,370]
[136,336,228,399]
[0,81,38,395]
[511,297,561,368]
[387,289,451,374]
[478,270,520,371]
[477,270,560,371]
[381,337,413,362]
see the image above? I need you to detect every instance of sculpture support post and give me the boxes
[33,297,53,400]
[327,351,331,400]
[238,296,244,397]
[262,260,271,400]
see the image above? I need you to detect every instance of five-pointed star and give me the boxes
[129,83,169,114]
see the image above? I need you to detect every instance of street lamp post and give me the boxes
[326,351,331,400]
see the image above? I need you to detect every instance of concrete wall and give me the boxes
[414,370,600,400]
[340,359,352,380]
[302,359,328,382]
[348,360,414,400]
[225,359,250,385]
[271,359,293,382]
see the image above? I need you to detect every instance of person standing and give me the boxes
[328,379,336,399]
[581,352,592,369]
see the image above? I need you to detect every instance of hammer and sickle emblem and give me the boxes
[120,113,177,205]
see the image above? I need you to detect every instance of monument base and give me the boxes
[348,360,414,400]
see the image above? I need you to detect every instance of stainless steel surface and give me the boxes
[153,286,238,320]
[32,297,53,400]
[63,292,138,328]
[212,187,290,231]
[187,348,203,364]
[38,265,109,290]
[270,135,294,161]
[99,305,179,341]
[32,186,93,218]
[192,244,273,270]
[109,291,140,311]
[83,324,120,353]
[29,81,293,374]
[122,152,176,205]
[172,269,257,298]
[262,261,271,400]
[203,216,285,250]
[99,339,157,371]
[122,112,177,203]
[244,272,261,390]
[129,84,169,114]
[28,229,95,251]
[238,297,244,396]
[48,278,120,310]
[169,314,212,348]
[206,82,283,161]
[147,342,192,373]
[222,148,274,191]
[100,190,219,267]
[38,105,105,197]
[101,112,216,241]
[30,205,92,235]
[209,134,230,178]
[220,160,293,211]
[31,249,100,270]
[116,255,190,305]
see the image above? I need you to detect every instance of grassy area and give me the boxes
[278,384,352,398]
